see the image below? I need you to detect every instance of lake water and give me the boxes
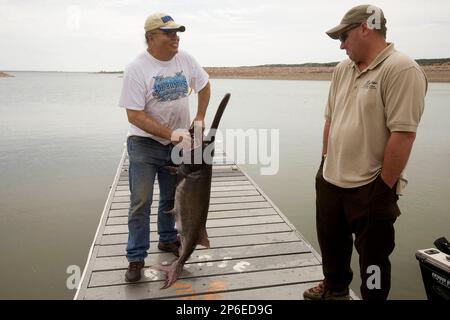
[0,72,449,299]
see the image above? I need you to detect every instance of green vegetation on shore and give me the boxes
[256,62,339,67]
[415,58,450,66]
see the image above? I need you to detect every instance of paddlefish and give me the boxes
[154,93,230,289]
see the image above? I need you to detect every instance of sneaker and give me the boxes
[303,281,350,300]
[125,261,145,282]
[158,238,181,257]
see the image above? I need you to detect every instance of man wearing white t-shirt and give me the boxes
[119,12,211,282]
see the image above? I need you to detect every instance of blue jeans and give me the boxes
[126,136,178,262]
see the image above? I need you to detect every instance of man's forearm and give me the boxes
[126,109,172,140]
[381,131,416,188]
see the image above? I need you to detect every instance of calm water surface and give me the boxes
[0,72,449,299]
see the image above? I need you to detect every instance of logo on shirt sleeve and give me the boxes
[152,71,189,102]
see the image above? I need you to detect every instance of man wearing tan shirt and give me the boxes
[304,5,427,300]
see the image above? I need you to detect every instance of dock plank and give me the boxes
[167,282,320,300]
[93,241,311,271]
[99,223,292,245]
[103,215,284,235]
[112,189,259,199]
[89,253,320,287]
[97,231,300,257]
[107,208,277,224]
[115,184,257,193]
[83,266,323,300]
[107,207,276,219]
[110,195,266,208]
[109,199,271,212]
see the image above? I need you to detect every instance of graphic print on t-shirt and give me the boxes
[152,71,189,102]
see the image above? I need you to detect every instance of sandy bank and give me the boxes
[205,65,450,82]
[0,72,14,78]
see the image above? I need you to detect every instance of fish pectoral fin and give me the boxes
[197,228,210,248]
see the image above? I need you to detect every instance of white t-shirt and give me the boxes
[119,50,209,145]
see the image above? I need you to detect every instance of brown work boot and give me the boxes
[125,261,145,282]
[158,238,181,257]
[303,281,350,300]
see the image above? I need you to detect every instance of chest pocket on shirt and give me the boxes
[356,79,383,118]
[152,71,189,102]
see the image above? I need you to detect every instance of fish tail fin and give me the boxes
[152,261,183,289]
[197,227,210,248]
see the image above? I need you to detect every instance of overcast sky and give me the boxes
[1,0,449,71]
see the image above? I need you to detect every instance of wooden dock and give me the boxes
[75,149,352,300]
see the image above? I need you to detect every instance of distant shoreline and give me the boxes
[0,71,14,78]
[204,65,450,82]
[96,65,450,82]
[4,64,449,82]
[206,66,334,81]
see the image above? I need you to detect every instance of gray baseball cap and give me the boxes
[326,4,386,39]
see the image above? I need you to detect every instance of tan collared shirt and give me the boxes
[323,43,427,189]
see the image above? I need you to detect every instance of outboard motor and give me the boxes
[416,237,450,300]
